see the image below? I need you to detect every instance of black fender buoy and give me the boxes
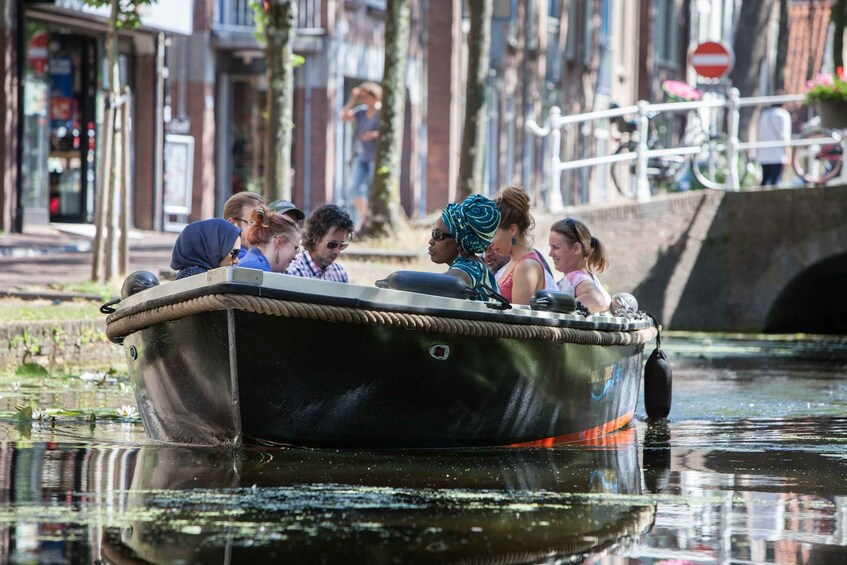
[644,315,672,418]
[121,270,160,299]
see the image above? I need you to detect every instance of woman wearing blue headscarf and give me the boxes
[428,194,500,301]
[171,219,242,280]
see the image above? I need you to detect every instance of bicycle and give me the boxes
[791,116,843,185]
[610,81,751,198]
[609,107,691,198]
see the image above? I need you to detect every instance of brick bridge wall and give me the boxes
[535,186,847,331]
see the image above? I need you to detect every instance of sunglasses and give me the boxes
[326,241,349,250]
[228,249,240,260]
[276,236,301,254]
[565,218,581,243]
[431,228,454,242]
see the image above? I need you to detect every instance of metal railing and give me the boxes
[215,0,323,31]
[526,90,831,210]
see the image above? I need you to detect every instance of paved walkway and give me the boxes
[0,224,178,293]
[0,223,430,295]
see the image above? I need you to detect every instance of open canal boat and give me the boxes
[104,267,658,448]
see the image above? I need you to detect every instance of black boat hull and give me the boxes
[125,309,644,447]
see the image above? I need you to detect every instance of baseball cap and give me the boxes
[268,199,305,220]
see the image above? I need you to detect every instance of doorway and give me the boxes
[47,34,97,223]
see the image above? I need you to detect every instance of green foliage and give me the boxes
[250,0,269,41]
[80,0,159,30]
[250,0,305,68]
[805,75,847,104]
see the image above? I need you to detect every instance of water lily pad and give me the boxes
[15,363,48,377]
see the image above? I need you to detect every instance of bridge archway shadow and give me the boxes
[765,252,847,334]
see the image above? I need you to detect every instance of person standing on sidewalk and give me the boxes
[340,82,382,232]
[756,98,792,186]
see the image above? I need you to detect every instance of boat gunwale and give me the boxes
[108,268,654,333]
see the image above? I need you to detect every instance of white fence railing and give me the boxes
[526,89,815,211]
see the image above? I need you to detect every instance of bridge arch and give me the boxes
[764,251,847,334]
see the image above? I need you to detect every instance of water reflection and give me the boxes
[2,335,847,562]
[0,432,654,563]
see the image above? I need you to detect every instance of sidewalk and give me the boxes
[0,224,178,294]
[0,223,177,257]
[0,223,428,295]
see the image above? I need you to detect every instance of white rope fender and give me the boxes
[105,293,658,346]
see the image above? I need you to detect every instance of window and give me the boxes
[655,0,680,66]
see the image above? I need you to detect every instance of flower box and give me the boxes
[816,99,847,130]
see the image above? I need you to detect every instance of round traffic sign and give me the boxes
[690,41,734,79]
[27,31,49,74]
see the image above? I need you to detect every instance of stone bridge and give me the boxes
[562,186,847,333]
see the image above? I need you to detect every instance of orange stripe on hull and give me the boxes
[507,411,635,448]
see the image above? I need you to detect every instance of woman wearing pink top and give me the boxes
[490,186,556,304]
[548,217,612,313]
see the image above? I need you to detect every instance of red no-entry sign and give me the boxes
[690,41,734,79]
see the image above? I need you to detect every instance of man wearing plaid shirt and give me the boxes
[286,204,354,282]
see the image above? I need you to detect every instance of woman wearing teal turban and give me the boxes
[428,194,500,301]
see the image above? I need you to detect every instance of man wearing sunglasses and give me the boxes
[286,204,354,282]
[223,191,264,259]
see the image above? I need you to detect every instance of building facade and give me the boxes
[0,0,192,234]
[9,1,799,233]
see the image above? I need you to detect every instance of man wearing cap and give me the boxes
[268,199,306,223]
[286,204,354,282]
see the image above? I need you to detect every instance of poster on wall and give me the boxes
[49,56,74,131]
[163,134,195,231]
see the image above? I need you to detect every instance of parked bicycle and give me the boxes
[791,116,843,185]
[609,106,689,198]
[610,81,751,198]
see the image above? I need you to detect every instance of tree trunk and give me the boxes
[728,0,778,139]
[456,0,492,200]
[119,89,133,276]
[263,0,297,202]
[93,0,123,283]
[833,0,847,72]
[366,0,411,237]
[774,0,789,90]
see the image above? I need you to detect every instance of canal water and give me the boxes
[0,335,845,563]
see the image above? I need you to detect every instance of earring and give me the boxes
[511,236,517,247]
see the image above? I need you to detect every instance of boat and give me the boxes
[103,267,659,448]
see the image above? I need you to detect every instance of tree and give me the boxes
[260,0,297,202]
[366,0,411,237]
[456,0,492,200]
[728,0,778,139]
[774,0,789,90]
[87,0,156,283]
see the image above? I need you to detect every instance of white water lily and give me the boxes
[79,370,107,381]
[80,371,117,385]
[116,405,138,418]
[32,409,50,421]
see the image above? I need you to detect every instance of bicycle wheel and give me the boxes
[691,135,748,189]
[791,128,843,185]
[610,144,637,198]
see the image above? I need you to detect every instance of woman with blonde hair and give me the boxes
[490,185,554,305]
[238,205,301,273]
[548,217,611,313]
